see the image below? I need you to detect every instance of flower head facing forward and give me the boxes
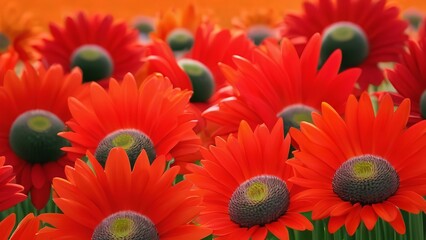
[37,148,211,239]
[282,0,408,90]
[60,73,201,172]
[203,33,360,139]
[187,120,313,240]
[0,64,83,209]
[289,93,426,235]
[37,12,145,84]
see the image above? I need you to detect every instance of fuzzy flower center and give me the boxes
[134,19,154,36]
[9,109,69,164]
[95,129,156,168]
[0,32,10,52]
[70,44,114,82]
[246,25,275,45]
[177,58,215,103]
[228,175,290,228]
[166,28,194,53]
[277,104,316,135]
[321,21,369,70]
[403,11,423,30]
[92,211,159,240]
[420,90,426,119]
[332,155,399,205]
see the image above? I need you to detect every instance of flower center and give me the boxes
[320,21,369,71]
[228,175,290,228]
[403,10,423,30]
[70,44,114,82]
[95,129,156,168]
[246,25,276,45]
[166,28,194,54]
[0,32,10,52]
[9,109,69,164]
[332,155,399,205]
[277,104,316,135]
[134,18,155,36]
[420,90,426,119]
[92,211,159,240]
[177,58,215,103]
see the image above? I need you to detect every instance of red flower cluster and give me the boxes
[0,0,425,239]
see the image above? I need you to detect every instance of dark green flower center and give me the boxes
[134,18,155,36]
[166,28,194,53]
[277,104,316,135]
[0,32,10,52]
[9,109,69,164]
[246,25,275,45]
[420,90,426,119]
[403,10,423,30]
[177,58,215,103]
[95,129,156,168]
[333,155,399,205]
[70,44,114,82]
[228,175,290,227]
[92,211,159,240]
[320,22,369,71]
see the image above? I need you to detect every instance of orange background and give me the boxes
[1,0,426,27]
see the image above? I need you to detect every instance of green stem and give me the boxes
[408,212,424,240]
[313,220,325,240]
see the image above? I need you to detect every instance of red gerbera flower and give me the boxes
[0,64,83,209]
[36,11,145,85]
[203,33,360,139]
[289,92,426,235]
[232,8,281,45]
[386,39,426,125]
[186,120,313,239]
[0,213,40,240]
[139,23,253,132]
[281,0,408,91]
[37,148,211,239]
[0,2,41,61]
[60,73,201,172]
[152,3,210,43]
[0,156,26,211]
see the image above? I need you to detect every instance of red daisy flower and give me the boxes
[186,120,313,239]
[0,156,26,211]
[232,8,281,45]
[60,73,201,172]
[37,148,211,239]
[0,213,40,240]
[138,23,253,132]
[203,33,360,139]
[0,2,41,61]
[289,92,426,235]
[281,0,408,91]
[386,39,426,125]
[0,64,83,209]
[36,11,145,85]
[151,3,210,46]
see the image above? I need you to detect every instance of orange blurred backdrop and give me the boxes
[1,0,425,27]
